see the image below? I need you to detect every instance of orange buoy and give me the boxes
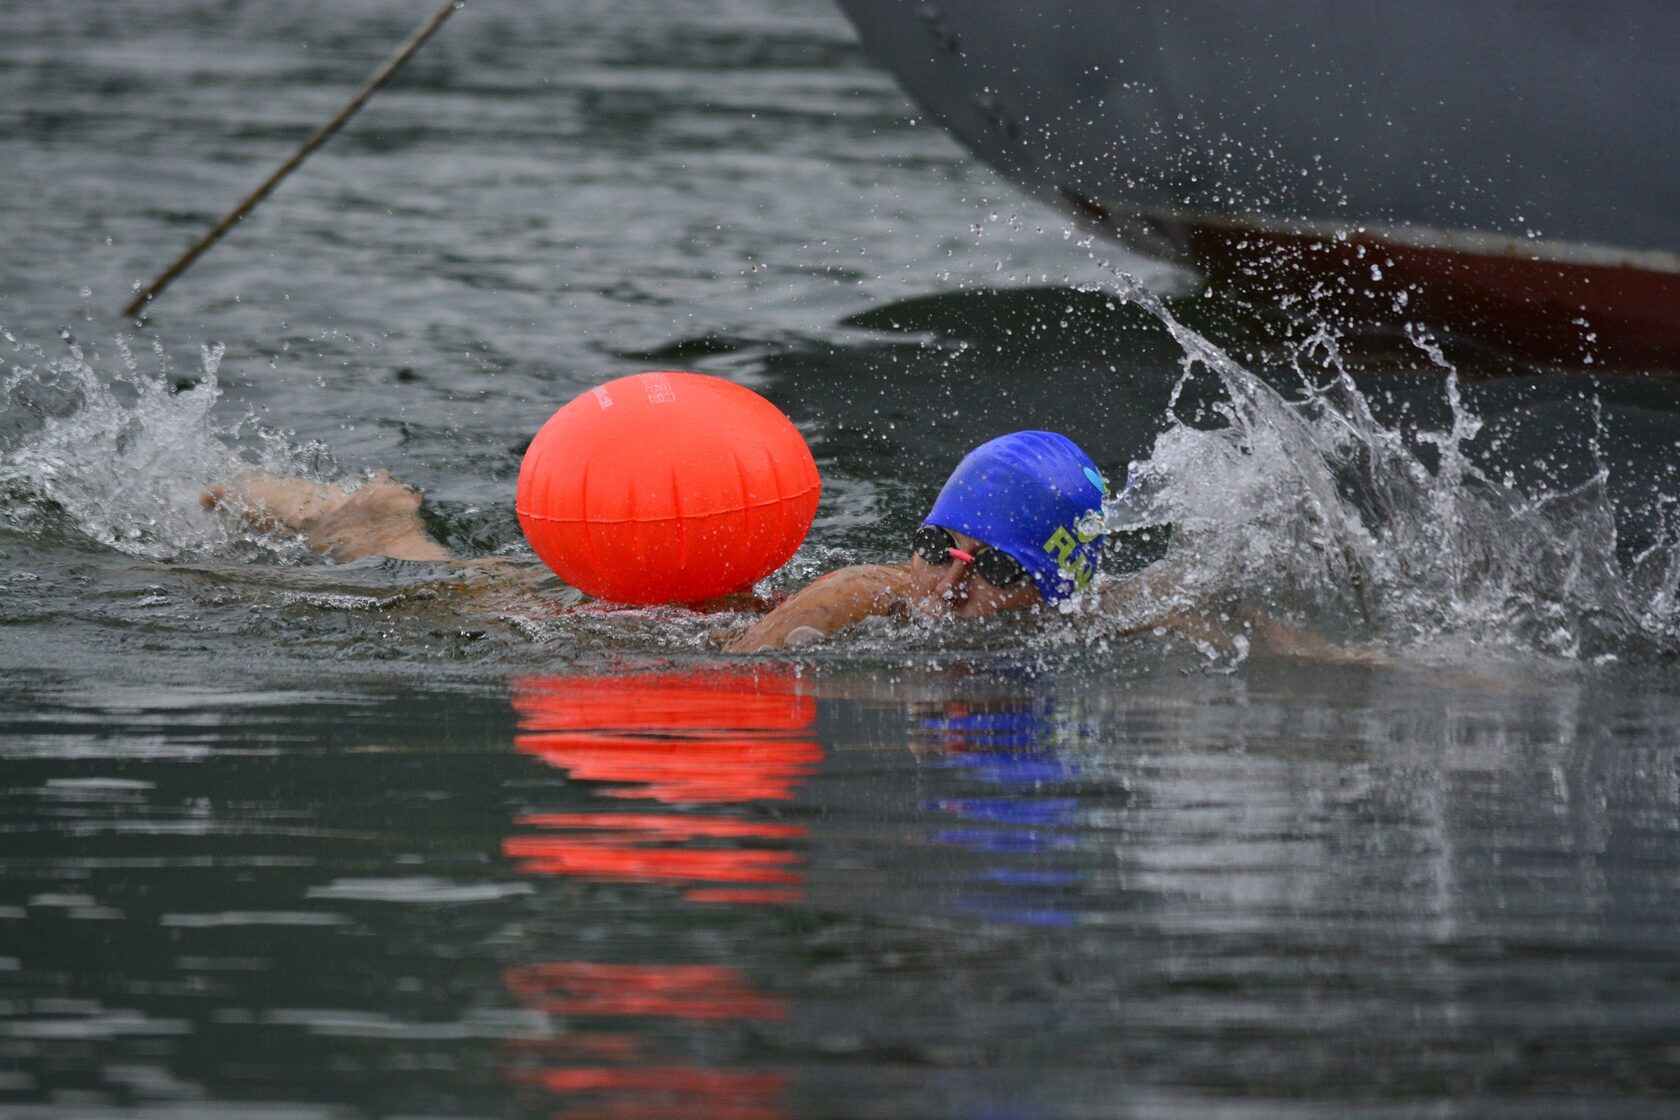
[515,371,820,604]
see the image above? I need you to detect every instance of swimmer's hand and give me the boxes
[723,564,914,653]
[202,470,453,563]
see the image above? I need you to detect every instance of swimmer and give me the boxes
[722,430,1105,652]
[719,429,1362,660]
[205,430,1383,662]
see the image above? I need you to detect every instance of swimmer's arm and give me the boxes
[1241,613,1394,667]
[1099,571,1392,667]
[723,564,915,653]
[1092,559,1190,629]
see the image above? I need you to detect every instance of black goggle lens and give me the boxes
[912,524,957,564]
[911,525,1029,589]
[973,549,1030,589]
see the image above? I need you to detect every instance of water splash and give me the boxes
[0,326,312,560]
[1094,270,1680,661]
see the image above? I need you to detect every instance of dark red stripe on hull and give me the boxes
[1186,224,1680,373]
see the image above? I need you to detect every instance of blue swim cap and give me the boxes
[923,431,1107,603]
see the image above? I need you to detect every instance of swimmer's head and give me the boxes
[921,431,1107,606]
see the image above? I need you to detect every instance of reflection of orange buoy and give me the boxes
[508,671,819,904]
[515,371,821,604]
[502,672,807,1119]
[505,962,785,1021]
[512,673,820,803]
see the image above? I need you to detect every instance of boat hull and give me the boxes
[835,0,1680,369]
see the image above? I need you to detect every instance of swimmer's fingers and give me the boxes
[200,477,307,535]
[201,471,449,562]
[207,473,347,534]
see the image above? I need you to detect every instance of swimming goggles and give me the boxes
[912,525,1030,589]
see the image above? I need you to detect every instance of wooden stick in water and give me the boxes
[122,0,465,320]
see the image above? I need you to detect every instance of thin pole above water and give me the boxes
[122,0,466,321]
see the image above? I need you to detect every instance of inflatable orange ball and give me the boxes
[515,371,821,604]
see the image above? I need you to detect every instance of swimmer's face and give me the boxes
[908,527,1043,620]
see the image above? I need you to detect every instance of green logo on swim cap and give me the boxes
[1083,466,1108,495]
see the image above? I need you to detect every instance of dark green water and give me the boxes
[6,662,1680,1119]
[4,2,1680,1116]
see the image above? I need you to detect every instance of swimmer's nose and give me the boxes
[933,555,973,603]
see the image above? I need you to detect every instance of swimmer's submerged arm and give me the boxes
[1098,564,1393,667]
[723,564,916,652]
[1092,553,1197,632]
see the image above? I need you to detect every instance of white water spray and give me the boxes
[1095,268,1680,660]
[0,327,311,560]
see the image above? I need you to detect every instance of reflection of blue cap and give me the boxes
[923,431,1106,602]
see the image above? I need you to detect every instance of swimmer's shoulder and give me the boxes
[807,561,914,589]
[721,563,916,653]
